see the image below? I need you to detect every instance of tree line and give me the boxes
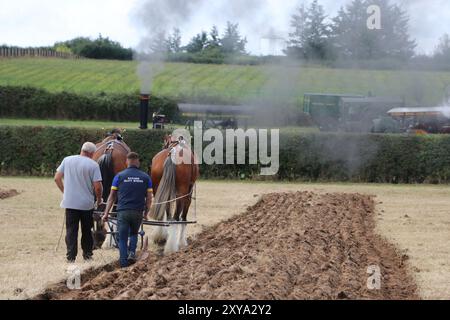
[54,35,133,60]
[286,0,416,61]
[148,21,249,64]
[284,0,450,70]
[2,0,450,69]
[1,36,133,61]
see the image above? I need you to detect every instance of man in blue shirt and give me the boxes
[103,152,153,268]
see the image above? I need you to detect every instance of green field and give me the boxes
[0,118,319,134]
[0,118,142,129]
[1,57,450,105]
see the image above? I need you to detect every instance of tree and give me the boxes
[167,28,182,53]
[59,34,133,60]
[286,4,308,58]
[221,22,247,55]
[331,0,375,59]
[331,0,416,60]
[54,44,72,54]
[55,37,91,55]
[434,34,450,61]
[286,1,331,60]
[207,25,221,49]
[381,0,416,59]
[149,32,170,55]
[185,31,208,53]
[304,0,330,59]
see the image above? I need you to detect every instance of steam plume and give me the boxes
[133,0,266,94]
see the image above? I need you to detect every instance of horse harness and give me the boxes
[164,136,197,202]
[98,139,131,156]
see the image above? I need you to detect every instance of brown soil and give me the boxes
[0,189,19,200]
[37,192,418,300]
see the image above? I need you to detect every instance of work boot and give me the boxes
[127,252,137,265]
[83,253,93,261]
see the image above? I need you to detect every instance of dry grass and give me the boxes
[0,177,449,299]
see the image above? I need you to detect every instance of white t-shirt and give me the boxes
[57,155,102,211]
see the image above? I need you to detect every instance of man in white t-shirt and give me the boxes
[54,142,103,263]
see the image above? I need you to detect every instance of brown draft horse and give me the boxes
[91,129,131,249]
[150,134,199,254]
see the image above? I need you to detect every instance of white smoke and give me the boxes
[133,0,267,94]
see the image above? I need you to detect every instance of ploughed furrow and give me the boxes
[39,192,418,300]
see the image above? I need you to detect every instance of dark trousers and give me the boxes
[65,209,94,261]
[117,210,143,267]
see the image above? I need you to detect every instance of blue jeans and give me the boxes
[117,210,143,268]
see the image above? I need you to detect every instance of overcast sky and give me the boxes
[1,0,449,55]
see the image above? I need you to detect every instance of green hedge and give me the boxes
[0,86,179,122]
[1,126,450,183]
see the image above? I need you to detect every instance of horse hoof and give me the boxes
[154,239,167,246]
[179,240,188,249]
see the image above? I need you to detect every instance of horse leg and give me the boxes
[164,198,183,255]
[178,197,191,249]
[151,182,169,245]
[102,222,115,249]
[152,205,168,245]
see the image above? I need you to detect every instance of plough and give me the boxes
[93,185,197,251]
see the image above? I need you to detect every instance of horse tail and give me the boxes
[98,153,114,201]
[151,156,177,221]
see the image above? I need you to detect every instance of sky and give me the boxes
[0,0,449,55]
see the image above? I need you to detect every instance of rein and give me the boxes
[151,188,194,206]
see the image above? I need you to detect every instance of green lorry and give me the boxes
[303,93,405,132]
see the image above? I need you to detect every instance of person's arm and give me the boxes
[144,179,154,220]
[144,191,153,220]
[54,171,64,194]
[93,164,103,206]
[54,159,65,193]
[94,181,103,207]
[102,189,117,222]
[103,174,120,221]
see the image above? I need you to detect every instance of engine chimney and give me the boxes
[139,94,150,130]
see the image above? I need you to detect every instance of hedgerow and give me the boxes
[0,86,179,122]
[1,126,450,184]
